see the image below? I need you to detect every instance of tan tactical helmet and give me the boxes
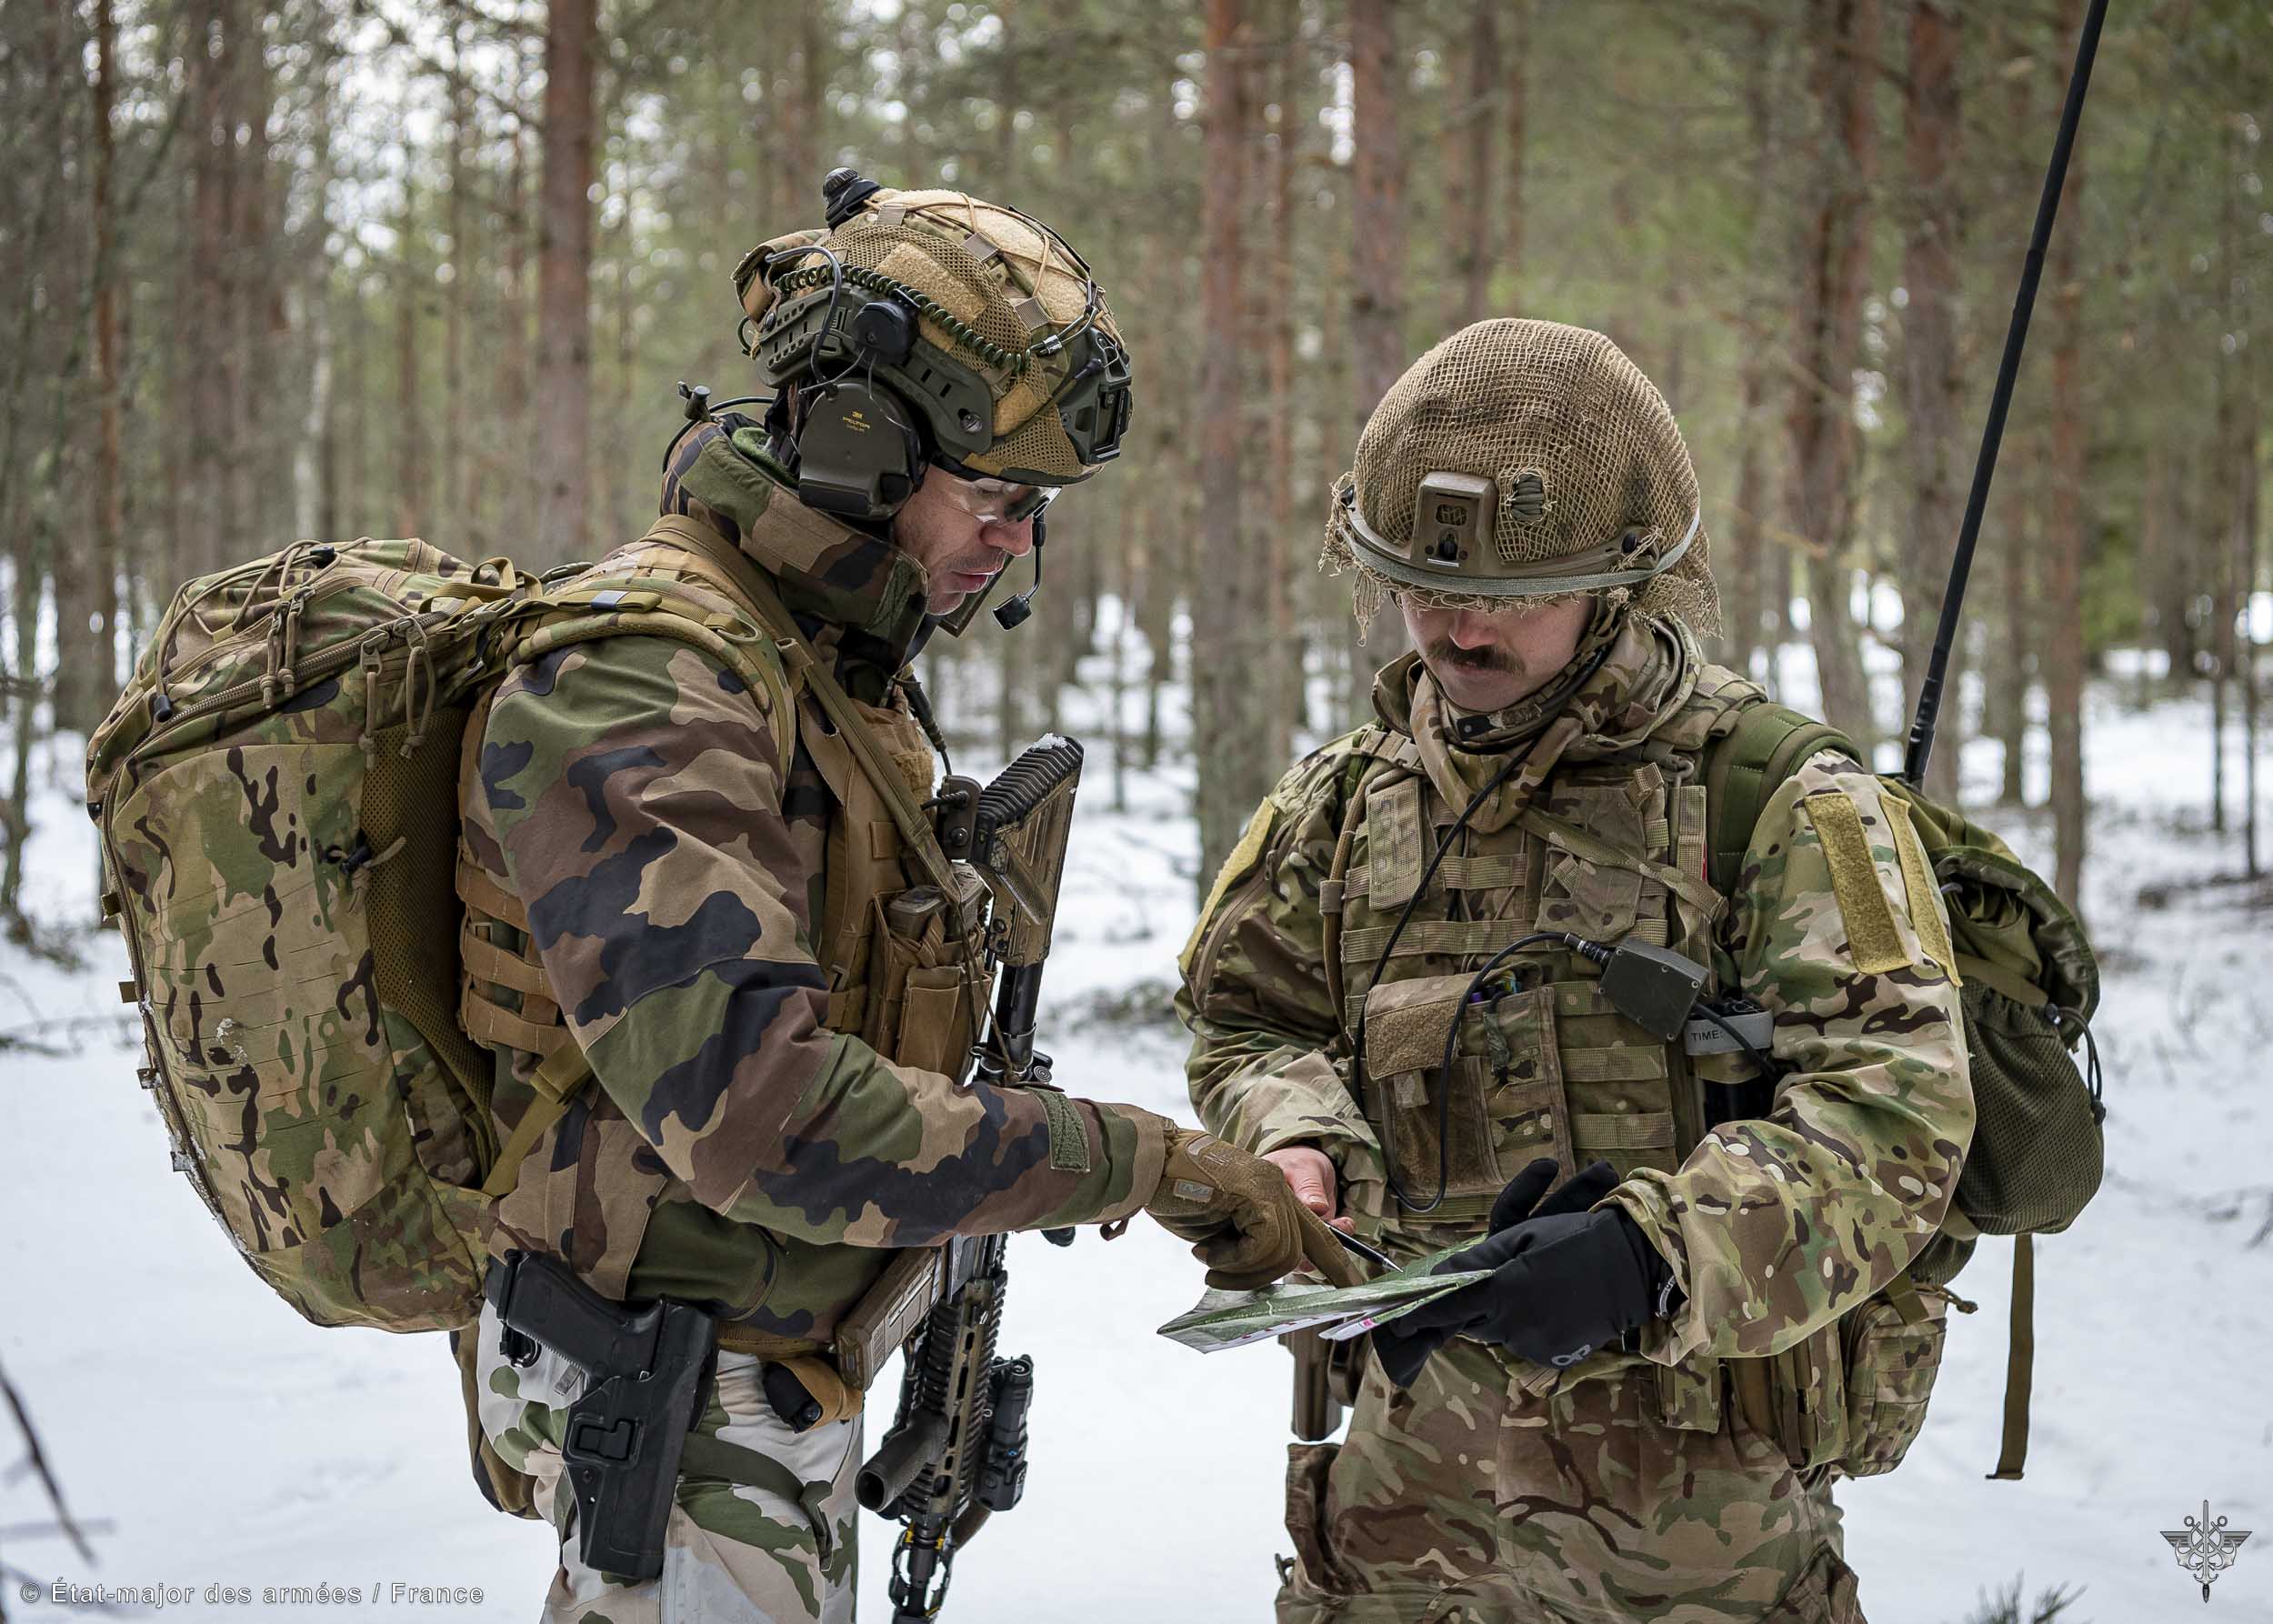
[1323,318,1719,638]
[733,172,1131,508]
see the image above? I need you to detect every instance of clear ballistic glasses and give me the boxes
[931,470,1058,526]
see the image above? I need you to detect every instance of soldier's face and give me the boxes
[1403,596,1596,714]
[893,470,1043,614]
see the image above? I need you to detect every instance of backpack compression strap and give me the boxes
[1700,699,1857,897]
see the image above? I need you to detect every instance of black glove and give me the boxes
[1373,1158,1676,1389]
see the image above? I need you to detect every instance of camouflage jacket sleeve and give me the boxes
[479,633,1164,1248]
[1177,742,1383,1183]
[1605,754,1974,1362]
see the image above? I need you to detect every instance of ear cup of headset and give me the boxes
[792,374,926,523]
[786,296,930,524]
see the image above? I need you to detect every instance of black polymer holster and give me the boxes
[485,1250,717,1583]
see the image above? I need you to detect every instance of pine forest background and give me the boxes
[2,0,2270,936]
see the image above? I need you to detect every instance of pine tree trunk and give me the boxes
[294,286,331,541]
[1898,0,1965,804]
[1995,446,2034,806]
[396,179,426,537]
[1787,0,1880,747]
[1503,0,1529,310]
[1348,0,1405,429]
[1348,0,1408,678]
[534,0,597,564]
[2043,0,2089,907]
[2139,438,2172,704]
[341,273,366,538]
[2231,121,2262,876]
[1266,0,1299,752]
[225,15,273,549]
[613,150,638,548]
[1727,9,1785,686]
[184,0,231,578]
[88,0,125,715]
[495,26,533,547]
[1443,0,1498,331]
[1192,0,1266,890]
[443,16,469,524]
[2240,364,2261,877]
[294,57,338,545]
[1,547,43,929]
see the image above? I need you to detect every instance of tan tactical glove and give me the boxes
[1144,1128,1364,1290]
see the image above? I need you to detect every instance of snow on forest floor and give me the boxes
[2,659,2269,1624]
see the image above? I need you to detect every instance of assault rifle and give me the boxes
[860,734,1086,1624]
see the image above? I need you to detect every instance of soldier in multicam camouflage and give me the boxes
[1179,319,1974,1623]
[456,175,1321,1623]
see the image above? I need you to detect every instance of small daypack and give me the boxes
[1704,698,2106,1479]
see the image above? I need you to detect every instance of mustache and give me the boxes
[1424,638,1521,675]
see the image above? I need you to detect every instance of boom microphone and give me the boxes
[992,515,1046,630]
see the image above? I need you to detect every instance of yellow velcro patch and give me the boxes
[1885,797,1961,984]
[1180,797,1278,977]
[1801,791,1912,974]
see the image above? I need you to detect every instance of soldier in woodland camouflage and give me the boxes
[460,180,1321,1623]
[1180,320,1974,1622]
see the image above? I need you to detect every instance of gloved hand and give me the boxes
[1372,1158,1675,1388]
[1145,1128,1359,1290]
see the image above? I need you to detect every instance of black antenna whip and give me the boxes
[1902,0,2110,788]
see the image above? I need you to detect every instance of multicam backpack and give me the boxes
[85,536,807,1332]
[1704,698,2105,1479]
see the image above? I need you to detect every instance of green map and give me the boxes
[1156,1247,1492,1354]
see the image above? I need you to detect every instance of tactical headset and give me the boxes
[735,173,1132,627]
[762,280,1056,632]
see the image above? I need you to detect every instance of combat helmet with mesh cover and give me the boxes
[1324,318,1719,638]
[734,171,1131,501]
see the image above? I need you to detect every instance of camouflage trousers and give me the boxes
[1276,1339,1865,1624]
[474,1302,861,1623]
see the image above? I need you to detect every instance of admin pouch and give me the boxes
[1704,698,2106,1480]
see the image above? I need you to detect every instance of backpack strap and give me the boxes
[641,515,967,901]
[1701,699,1858,897]
[467,526,813,1200]
[1988,1234,2035,1479]
[1703,696,2052,1484]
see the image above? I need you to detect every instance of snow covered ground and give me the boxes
[3,643,2269,1623]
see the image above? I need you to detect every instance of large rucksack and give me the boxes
[88,531,813,1329]
[85,535,817,1511]
[1704,698,2106,1479]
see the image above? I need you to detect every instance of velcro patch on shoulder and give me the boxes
[1180,797,1279,977]
[1800,789,1912,974]
[1884,796,1961,983]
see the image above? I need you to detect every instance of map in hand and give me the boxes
[1157,1245,1492,1354]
